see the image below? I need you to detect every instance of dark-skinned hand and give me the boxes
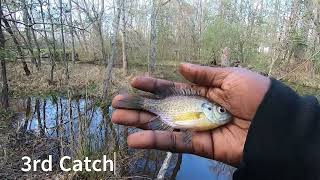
[112,63,270,166]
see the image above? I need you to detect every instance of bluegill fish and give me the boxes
[116,88,232,131]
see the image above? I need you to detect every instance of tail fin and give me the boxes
[114,95,145,110]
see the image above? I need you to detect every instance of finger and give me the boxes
[112,94,145,110]
[127,130,193,153]
[188,85,230,110]
[112,109,155,130]
[128,130,215,159]
[131,76,189,93]
[204,87,231,110]
[179,63,231,87]
[112,94,129,108]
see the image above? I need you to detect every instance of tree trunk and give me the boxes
[74,30,85,53]
[315,2,320,53]
[103,0,121,100]
[198,0,202,60]
[68,0,76,64]
[149,0,157,74]
[39,0,54,82]
[238,41,244,63]
[97,22,106,63]
[0,59,9,109]
[220,47,231,67]
[302,0,315,56]
[59,0,69,80]
[287,0,301,64]
[98,0,105,64]
[22,0,39,69]
[121,0,128,75]
[29,0,42,68]
[47,0,56,82]
[0,2,9,109]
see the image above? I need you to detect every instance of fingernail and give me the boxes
[180,63,198,69]
[179,62,189,69]
[131,76,139,83]
[131,76,145,83]
[180,62,191,67]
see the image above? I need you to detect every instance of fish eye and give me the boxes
[217,106,226,113]
[208,107,212,111]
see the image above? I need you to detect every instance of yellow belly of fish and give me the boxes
[173,112,205,121]
[173,112,219,131]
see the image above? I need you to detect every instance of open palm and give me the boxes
[112,63,270,166]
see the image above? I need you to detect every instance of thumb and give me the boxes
[179,63,230,87]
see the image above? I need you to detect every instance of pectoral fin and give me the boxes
[147,115,173,131]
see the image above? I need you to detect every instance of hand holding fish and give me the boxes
[112,63,270,166]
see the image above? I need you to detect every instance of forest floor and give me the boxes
[6,62,183,99]
[7,62,125,98]
[6,61,320,98]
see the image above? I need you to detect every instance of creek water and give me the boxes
[11,96,234,179]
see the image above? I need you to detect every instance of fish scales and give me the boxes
[115,88,232,131]
[142,95,232,131]
[146,96,204,116]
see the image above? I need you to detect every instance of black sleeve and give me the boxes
[233,79,320,180]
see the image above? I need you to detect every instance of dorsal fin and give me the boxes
[158,87,200,97]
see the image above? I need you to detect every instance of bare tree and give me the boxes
[79,0,106,63]
[103,0,121,99]
[47,0,56,82]
[38,0,54,83]
[75,0,89,54]
[149,0,157,74]
[286,0,301,63]
[68,0,76,63]
[121,0,128,75]
[22,0,39,69]
[28,0,42,68]
[1,11,31,76]
[59,0,69,79]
